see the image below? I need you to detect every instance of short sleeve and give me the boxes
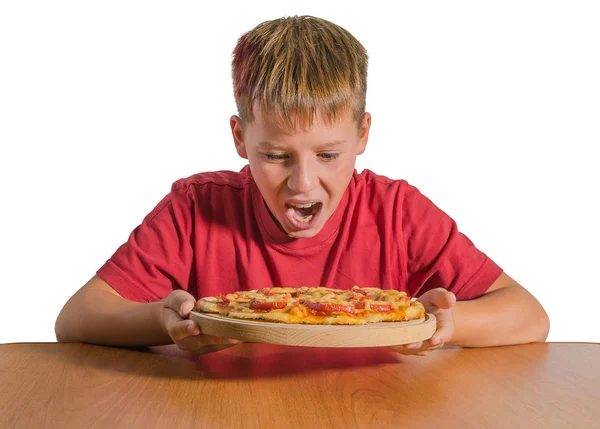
[96,180,195,303]
[402,183,502,300]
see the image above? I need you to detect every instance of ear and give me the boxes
[230,115,248,159]
[357,112,371,155]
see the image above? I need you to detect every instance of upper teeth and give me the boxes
[289,202,317,208]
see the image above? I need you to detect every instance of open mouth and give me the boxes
[284,201,323,228]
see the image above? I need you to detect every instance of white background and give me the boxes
[1,1,598,344]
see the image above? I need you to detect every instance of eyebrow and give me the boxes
[258,140,347,150]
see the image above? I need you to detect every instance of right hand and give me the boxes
[161,290,241,353]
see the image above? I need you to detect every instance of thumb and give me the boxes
[164,290,197,318]
[428,289,456,310]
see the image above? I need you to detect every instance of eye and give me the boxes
[264,153,288,161]
[318,153,340,161]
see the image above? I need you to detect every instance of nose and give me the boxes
[287,158,318,194]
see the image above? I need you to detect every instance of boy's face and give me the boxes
[231,107,371,238]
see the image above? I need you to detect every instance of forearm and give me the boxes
[448,286,550,347]
[55,288,172,347]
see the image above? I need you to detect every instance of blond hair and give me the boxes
[232,15,368,131]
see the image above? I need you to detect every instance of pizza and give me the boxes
[195,286,425,325]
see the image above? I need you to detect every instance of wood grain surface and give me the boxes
[189,311,436,347]
[0,342,599,429]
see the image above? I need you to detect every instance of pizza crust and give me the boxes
[195,297,220,314]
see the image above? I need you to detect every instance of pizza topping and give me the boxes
[371,303,395,312]
[397,296,411,307]
[197,285,424,325]
[305,301,356,314]
[249,300,290,310]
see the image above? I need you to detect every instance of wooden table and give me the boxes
[1,342,598,428]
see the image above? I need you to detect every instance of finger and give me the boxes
[431,330,451,345]
[430,289,456,310]
[390,339,445,356]
[390,346,427,356]
[389,345,416,355]
[424,340,444,350]
[163,290,197,317]
[431,312,454,344]
[170,320,200,341]
[410,343,443,356]
[389,341,423,354]
[179,300,195,317]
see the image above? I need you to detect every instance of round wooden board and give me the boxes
[189,311,436,348]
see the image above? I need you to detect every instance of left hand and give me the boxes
[390,288,456,356]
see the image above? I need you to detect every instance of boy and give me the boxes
[55,15,549,356]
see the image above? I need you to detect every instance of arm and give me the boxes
[55,275,239,351]
[448,272,550,347]
[392,272,549,355]
[55,275,170,346]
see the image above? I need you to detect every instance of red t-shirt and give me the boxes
[97,166,502,303]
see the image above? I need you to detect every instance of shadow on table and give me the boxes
[33,342,411,380]
[189,343,408,379]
